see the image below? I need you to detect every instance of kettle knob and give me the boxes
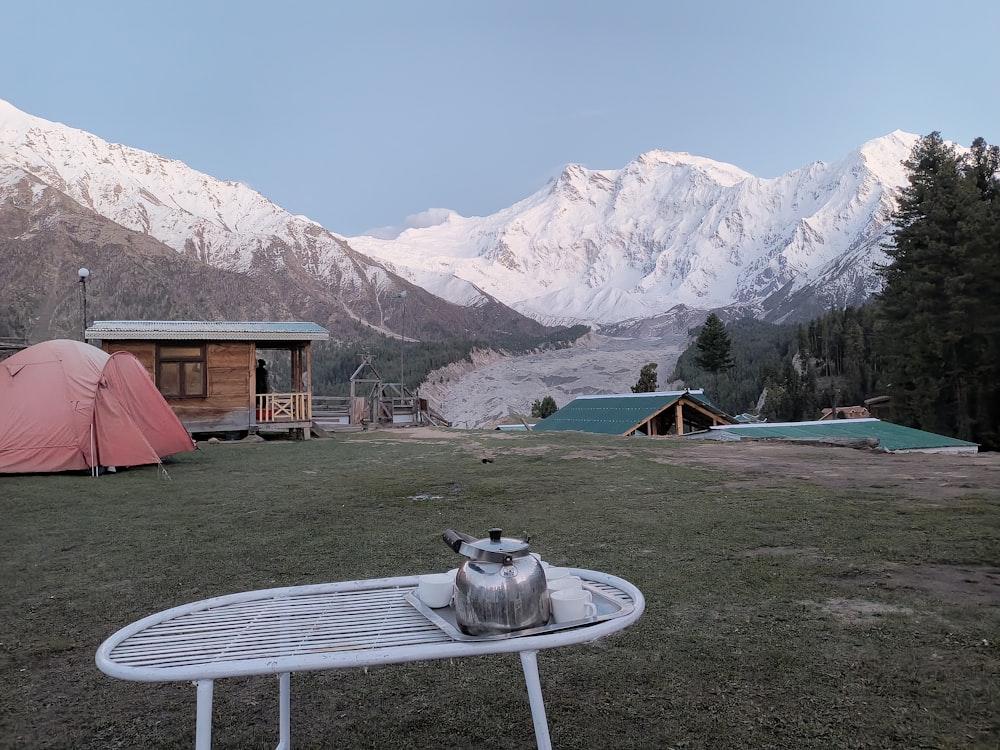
[488,527,502,543]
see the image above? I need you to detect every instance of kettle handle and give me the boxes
[442,529,476,554]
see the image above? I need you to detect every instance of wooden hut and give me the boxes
[532,390,734,436]
[85,321,329,437]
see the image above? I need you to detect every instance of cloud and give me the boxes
[362,207,454,239]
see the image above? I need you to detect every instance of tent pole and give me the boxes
[90,425,98,477]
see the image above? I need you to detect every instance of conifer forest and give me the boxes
[672,132,999,451]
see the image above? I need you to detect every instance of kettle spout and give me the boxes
[442,529,476,554]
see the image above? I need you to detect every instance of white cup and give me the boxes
[528,552,550,568]
[544,566,571,583]
[550,588,597,623]
[547,577,591,599]
[416,573,454,608]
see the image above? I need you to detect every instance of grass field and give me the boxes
[2,429,998,749]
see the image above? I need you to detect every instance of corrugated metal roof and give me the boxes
[533,390,727,435]
[85,320,329,342]
[709,418,979,453]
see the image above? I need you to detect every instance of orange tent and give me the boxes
[0,339,196,474]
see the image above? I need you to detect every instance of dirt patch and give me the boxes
[748,548,1000,610]
[651,439,1000,503]
[502,445,552,456]
[881,563,1000,607]
[366,426,467,439]
[807,564,1000,624]
[745,545,824,558]
[563,449,618,460]
[811,597,916,624]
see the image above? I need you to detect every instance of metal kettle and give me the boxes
[442,528,549,635]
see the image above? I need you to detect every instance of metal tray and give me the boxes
[405,583,632,641]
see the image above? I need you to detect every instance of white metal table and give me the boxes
[95,569,644,750]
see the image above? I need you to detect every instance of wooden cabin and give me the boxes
[85,321,329,437]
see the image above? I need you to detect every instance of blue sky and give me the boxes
[3,1,998,237]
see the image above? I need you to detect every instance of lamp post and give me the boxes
[78,267,90,341]
[394,291,407,393]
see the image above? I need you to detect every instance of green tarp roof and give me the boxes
[533,390,726,436]
[709,419,979,453]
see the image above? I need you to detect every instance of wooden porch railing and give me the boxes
[256,392,312,423]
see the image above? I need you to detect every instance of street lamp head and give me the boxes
[78,268,90,341]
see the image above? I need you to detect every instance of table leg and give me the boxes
[519,650,552,750]
[194,679,214,750]
[276,672,291,750]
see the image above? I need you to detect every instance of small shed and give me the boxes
[819,405,871,420]
[864,395,892,420]
[532,390,734,437]
[85,321,329,437]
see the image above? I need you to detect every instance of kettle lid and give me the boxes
[467,527,529,556]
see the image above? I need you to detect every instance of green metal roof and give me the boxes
[709,419,979,453]
[533,390,727,436]
[85,320,329,341]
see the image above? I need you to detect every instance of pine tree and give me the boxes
[631,363,658,393]
[961,139,1000,447]
[693,313,735,405]
[877,132,1000,447]
[530,396,558,419]
[694,313,735,373]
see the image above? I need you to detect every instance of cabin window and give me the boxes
[157,344,207,398]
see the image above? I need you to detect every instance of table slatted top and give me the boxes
[107,587,447,669]
[96,572,643,682]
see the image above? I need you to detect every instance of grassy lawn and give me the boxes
[2,429,998,749]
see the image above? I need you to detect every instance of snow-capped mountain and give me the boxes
[346,132,919,325]
[2,95,924,337]
[0,98,551,344]
[0,98,383,290]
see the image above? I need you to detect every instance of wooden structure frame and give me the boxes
[532,390,734,437]
[628,392,734,436]
[85,321,329,437]
[310,352,450,432]
[349,353,423,425]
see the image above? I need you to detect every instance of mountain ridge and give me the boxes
[0,98,555,346]
[0,97,940,343]
[346,130,922,326]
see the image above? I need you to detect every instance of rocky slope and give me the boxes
[422,330,689,428]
